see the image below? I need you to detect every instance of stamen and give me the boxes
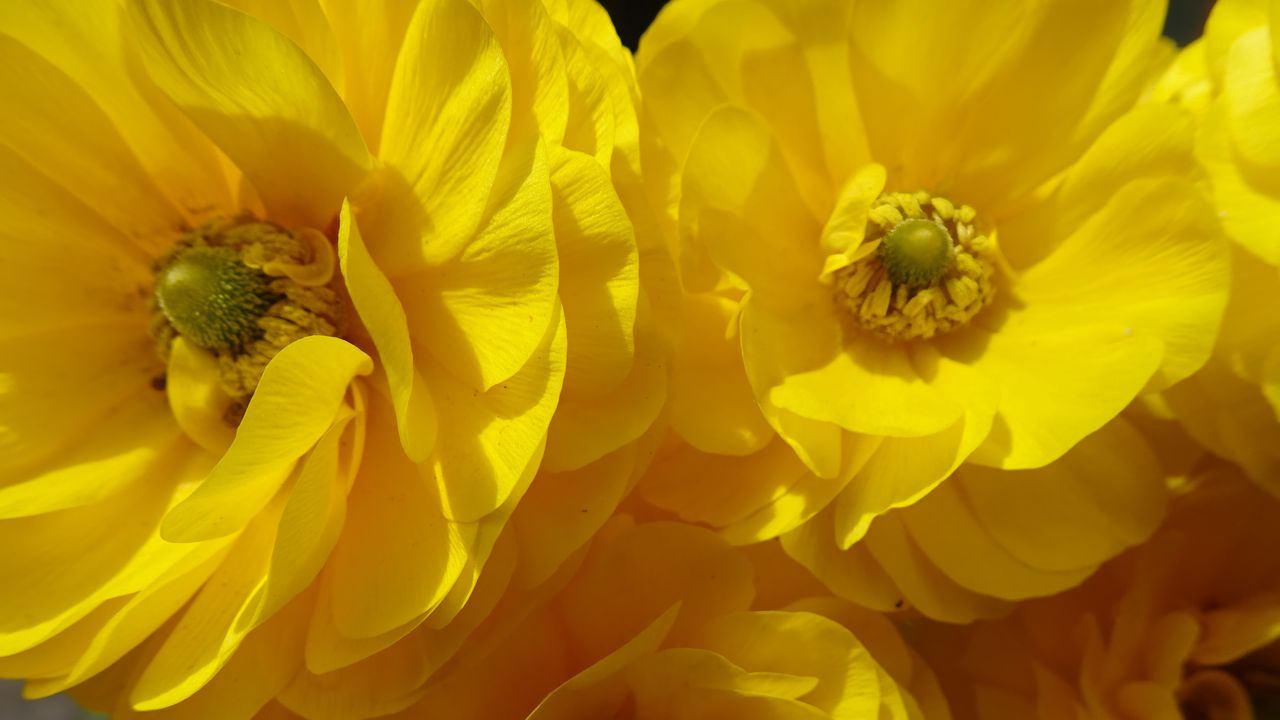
[833,191,997,341]
[150,215,345,423]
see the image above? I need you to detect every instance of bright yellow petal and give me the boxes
[0,0,232,217]
[543,304,666,472]
[1224,26,1280,170]
[375,0,514,268]
[473,0,570,146]
[669,294,773,457]
[972,178,1225,469]
[395,137,559,392]
[552,147,639,395]
[0,34,183,243]
[160,337,371,542]
[0,388,177,519]
[0,452,218,656]
[1199,100,1280,265]
[428,305,566,523]
[512,445,638,588]
[338,201,437,462]
[680,105,823,304]
[315,0,417,154]
[998,103,1198,271]
[129,0,371,228]
[128,498,291,711]
[851,0,1163,211]
[323,391,470,640]
[528,606,679,720]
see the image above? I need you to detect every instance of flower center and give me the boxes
[833,191,997,341]
[150,215,345,419]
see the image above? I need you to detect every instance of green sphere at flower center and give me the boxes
[879,218,954,288]
[154,245,278,352]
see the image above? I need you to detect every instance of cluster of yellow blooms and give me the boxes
[0,0,1277,718]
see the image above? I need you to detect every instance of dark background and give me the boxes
[602,0,1217,51]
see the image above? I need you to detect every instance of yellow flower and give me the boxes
[393,520,944,719]
[1157,0,1280,493]
[911,465,1280,720]
[0,0,657,716]
[634,0,1228,617]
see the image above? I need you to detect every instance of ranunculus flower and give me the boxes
[910,465,1280,720]
[0,0,662,716]
[1158,0,1280,493]
[633,0,1227,619]
[392,520,944,719]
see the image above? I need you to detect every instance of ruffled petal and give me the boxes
[0,0,231,217]
[129,0,371,228]
[680,105,823,305]
[668,294,773,457]
[160,337,372,542]
[374,0,514,268]
[971,178,1226,469]
[428,305,566,523]
[338,202,437,462]
[394,136,558,392]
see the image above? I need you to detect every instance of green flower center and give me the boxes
[832,190,998,341]
[154,245,279,352]
[149,216,345,421]
[879,218,953,288]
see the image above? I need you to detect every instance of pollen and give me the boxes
[833,191,997,341]
[150,215,346,422]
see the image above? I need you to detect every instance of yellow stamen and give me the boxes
[833,191,997,341]
[150,215,345,422]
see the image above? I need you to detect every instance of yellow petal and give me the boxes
[560,522,753,662]
[1199,99,1280,265]
[744,295,963,440]
[972,178,1225,469]
[669,293,771,456]
[129,0,371,228]
[0,391,177,519]
[528,606,679,720]
[697,611,889,717]
[324,391,470,640]
[0,325,157,475]
[160,337,371,542]
[473,0,570,146]
[832,421,968,550]
[397,137,559,392]
[999,103,1198,271]
[543,301,665,472]
[820,164,886,256]
[429,306,566,523]
[0,450,220,657]
[338,201,436,462]
[256,404,358,622]
[0,33,182,243]
[1224,26,1280,169]
[22,543,227,697]
[0,0,232,217]
[314,0,417,154]
[218,0,343,96]
[851,0,1162,210]
[129,502,283,710]
[862,512,1010,623]
[552,147,639,395]
[164,339,235,455]
[680,105,823,304]
[512,445,638,589]
[132,590,313,719]
[376,0,514,267]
